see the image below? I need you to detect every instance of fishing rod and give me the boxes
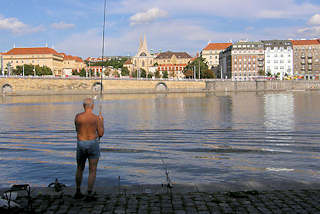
[100,0,107,115]
[160,153,173,190]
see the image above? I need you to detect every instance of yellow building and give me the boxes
[154,51,192,79]
[1,47,85,76]
[61,53,86,76]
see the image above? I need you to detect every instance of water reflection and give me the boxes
[0,92,320,187]
[264,93,295,131]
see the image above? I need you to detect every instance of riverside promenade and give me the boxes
[2,180,320,214]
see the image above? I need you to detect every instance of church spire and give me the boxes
[136,34,150,57]
[142,34,148,52]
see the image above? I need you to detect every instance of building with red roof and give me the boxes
[201,43,232,68]
[61,53,85,76]
[1,47,85,76]
[291,39,320,78]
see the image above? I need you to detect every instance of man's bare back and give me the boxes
[75,111,104,141]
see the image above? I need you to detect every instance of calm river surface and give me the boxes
[0,92,320,188]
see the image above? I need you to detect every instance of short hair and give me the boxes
[83,98,94,109]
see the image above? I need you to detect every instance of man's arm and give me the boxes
[97,115,104,138]
[75,114,79,133]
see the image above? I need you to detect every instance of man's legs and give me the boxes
[88,158,99,193]
[75,159,86,195]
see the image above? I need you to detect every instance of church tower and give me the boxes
[136,34,151,57]
[131,34,155,75]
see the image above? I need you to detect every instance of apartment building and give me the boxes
[291,39,320,79]
[155,51,192,79]
[220,41,264,80]
[262,40,293,79]
[201,43,231,68]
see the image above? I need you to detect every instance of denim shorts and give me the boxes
[76,139,100,162]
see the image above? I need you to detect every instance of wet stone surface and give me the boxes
[3,189,320,214]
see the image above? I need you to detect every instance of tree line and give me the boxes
[12,64,52,76]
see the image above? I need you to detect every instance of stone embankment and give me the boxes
[2,181,320,214]
[1,77,320,95]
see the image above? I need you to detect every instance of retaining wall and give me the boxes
[1,77,320,95]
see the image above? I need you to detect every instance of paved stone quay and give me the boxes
[5,188,320,214]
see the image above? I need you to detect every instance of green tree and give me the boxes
[155,70,161,78]
[183,57,208,79]
[13,64,52,76]
[258,69,265,76]
[86,57,129,69]
[163,70,168,79]
[184,70,193,79]
[140,68,146,78]
[131,70,137,78]
[201,69,215,79]
[147,73,153,78]
[79,68,86,77]
[121,67,130,76]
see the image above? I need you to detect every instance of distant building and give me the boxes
[154,51,192,79]
[291,39,320,79]
[123,35,155,76]
[61,53,85,76]
[1,47,85,76]
[262,40,293,79]
[123,58,134,74]
[133,35,155,73]
[201,43,232,68]
[220,41,264,80]
[85,56,109,63]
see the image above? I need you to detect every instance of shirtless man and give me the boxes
[74,98,104,199]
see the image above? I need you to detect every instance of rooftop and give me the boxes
[155,51,192,59]
[291,39,320,46]
[203,43,232,51]
[3,47,60,56]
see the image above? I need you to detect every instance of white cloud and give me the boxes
[297,26,320,37]
[0,15,43,34]
[129,8,168,25]
[308,14,320,26]
[115,0,320,20]
[51,21,75,30]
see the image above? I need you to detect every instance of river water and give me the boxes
[0,92,320,188]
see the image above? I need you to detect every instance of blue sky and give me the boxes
[1,0,320,58]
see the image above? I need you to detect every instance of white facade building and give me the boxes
[263,40,293,80]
